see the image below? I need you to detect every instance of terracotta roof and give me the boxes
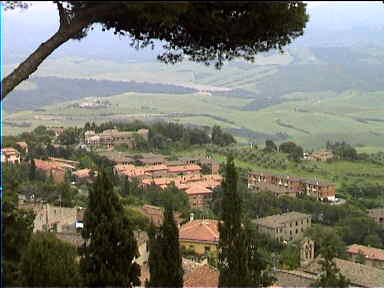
[73,169,93,178]
[135,204,183,227]
[254,212,311,229]
[184,264,219,288]
[347,244,384,262]
[179,220,219,243]
[304,257,384,288]
[185,185,212,195]
[34,159,65,172]
[168,164,202,173]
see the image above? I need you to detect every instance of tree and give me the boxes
[264,140,278,153]
[218,155,250,287]
[29,158,36,181]
[310,228,350,288]
[2,2,308,99]
[3,190,35,286]
[288,145,304,162]
[79,169,141,287]
[20,232,81,287]
[279,141,297,153]
[149,205,184,287]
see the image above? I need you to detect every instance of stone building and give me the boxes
[367,208,384,228]
[253,212,311,242]
[84,128,149,149]
[34,159,76,183]
[19,203,77,232]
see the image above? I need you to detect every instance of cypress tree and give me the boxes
[218,155,250,287]
[148,205,183,287]
[80,169,141,287]
[29,158,36,181]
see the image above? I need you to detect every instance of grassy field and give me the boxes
[5,87,384,150]
[175,147,384,188]
[4,49,384,151]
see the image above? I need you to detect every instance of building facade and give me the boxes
[367,208,384,228]
[179,219,220,256]
[248,171,336,201]
[84,128,149,149]
[253,212,311,242]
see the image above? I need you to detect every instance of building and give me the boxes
[135,204,184,228]
[34,159,76,183]
[347,244,384,269]
[72,168,97,184]
[303,257,384,288]
[367,208,384,228]
[183,264,219,288]
[307,149,334,162]
[253,212,311,242]
[19,203,77,233]
[84,128,149,149]
[248,171,336,201]
[48,157,80,168]
[185,184,213,209]
[1,147,21,164]
[302,179,336,201]
[179,219,220,255]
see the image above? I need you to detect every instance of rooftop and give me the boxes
[254,212,311,228]
[347,244,384,262]
[183,264,219,288]
[185,185,213,195]
[179,219,220,243]
[303,257,384,288]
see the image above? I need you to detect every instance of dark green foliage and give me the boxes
[20,232,81,287]
[212,125,236,147]
[80,169,141,287]
[3,190,35,286]
[311,230,351,288]
[326,141,358,161]
[57,127,82,145]
[279,141,298,153]
[279,141,304,162]
[218,155,248,287]
[264,140,278,153]
[148,206,183,287]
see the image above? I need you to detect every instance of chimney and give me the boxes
[190,212,194,222]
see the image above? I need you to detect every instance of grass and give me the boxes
[175,147,384,189]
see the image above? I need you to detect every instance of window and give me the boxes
[296,221,298,226]
[295,229,298,234]
[205,246,211,253]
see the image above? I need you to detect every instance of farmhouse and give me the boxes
[84,128,149,149]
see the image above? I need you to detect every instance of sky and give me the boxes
[4,1,384,62]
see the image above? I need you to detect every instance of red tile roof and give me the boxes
[184,264,219,288]
[185,185,213,195]
[34,159,65,172]
[179,220,220,243]
[347,244,384,262]
[168,164,202,173]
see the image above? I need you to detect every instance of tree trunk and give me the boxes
[1,21,88,100]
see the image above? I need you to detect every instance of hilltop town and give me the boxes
[3,120,384,287]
